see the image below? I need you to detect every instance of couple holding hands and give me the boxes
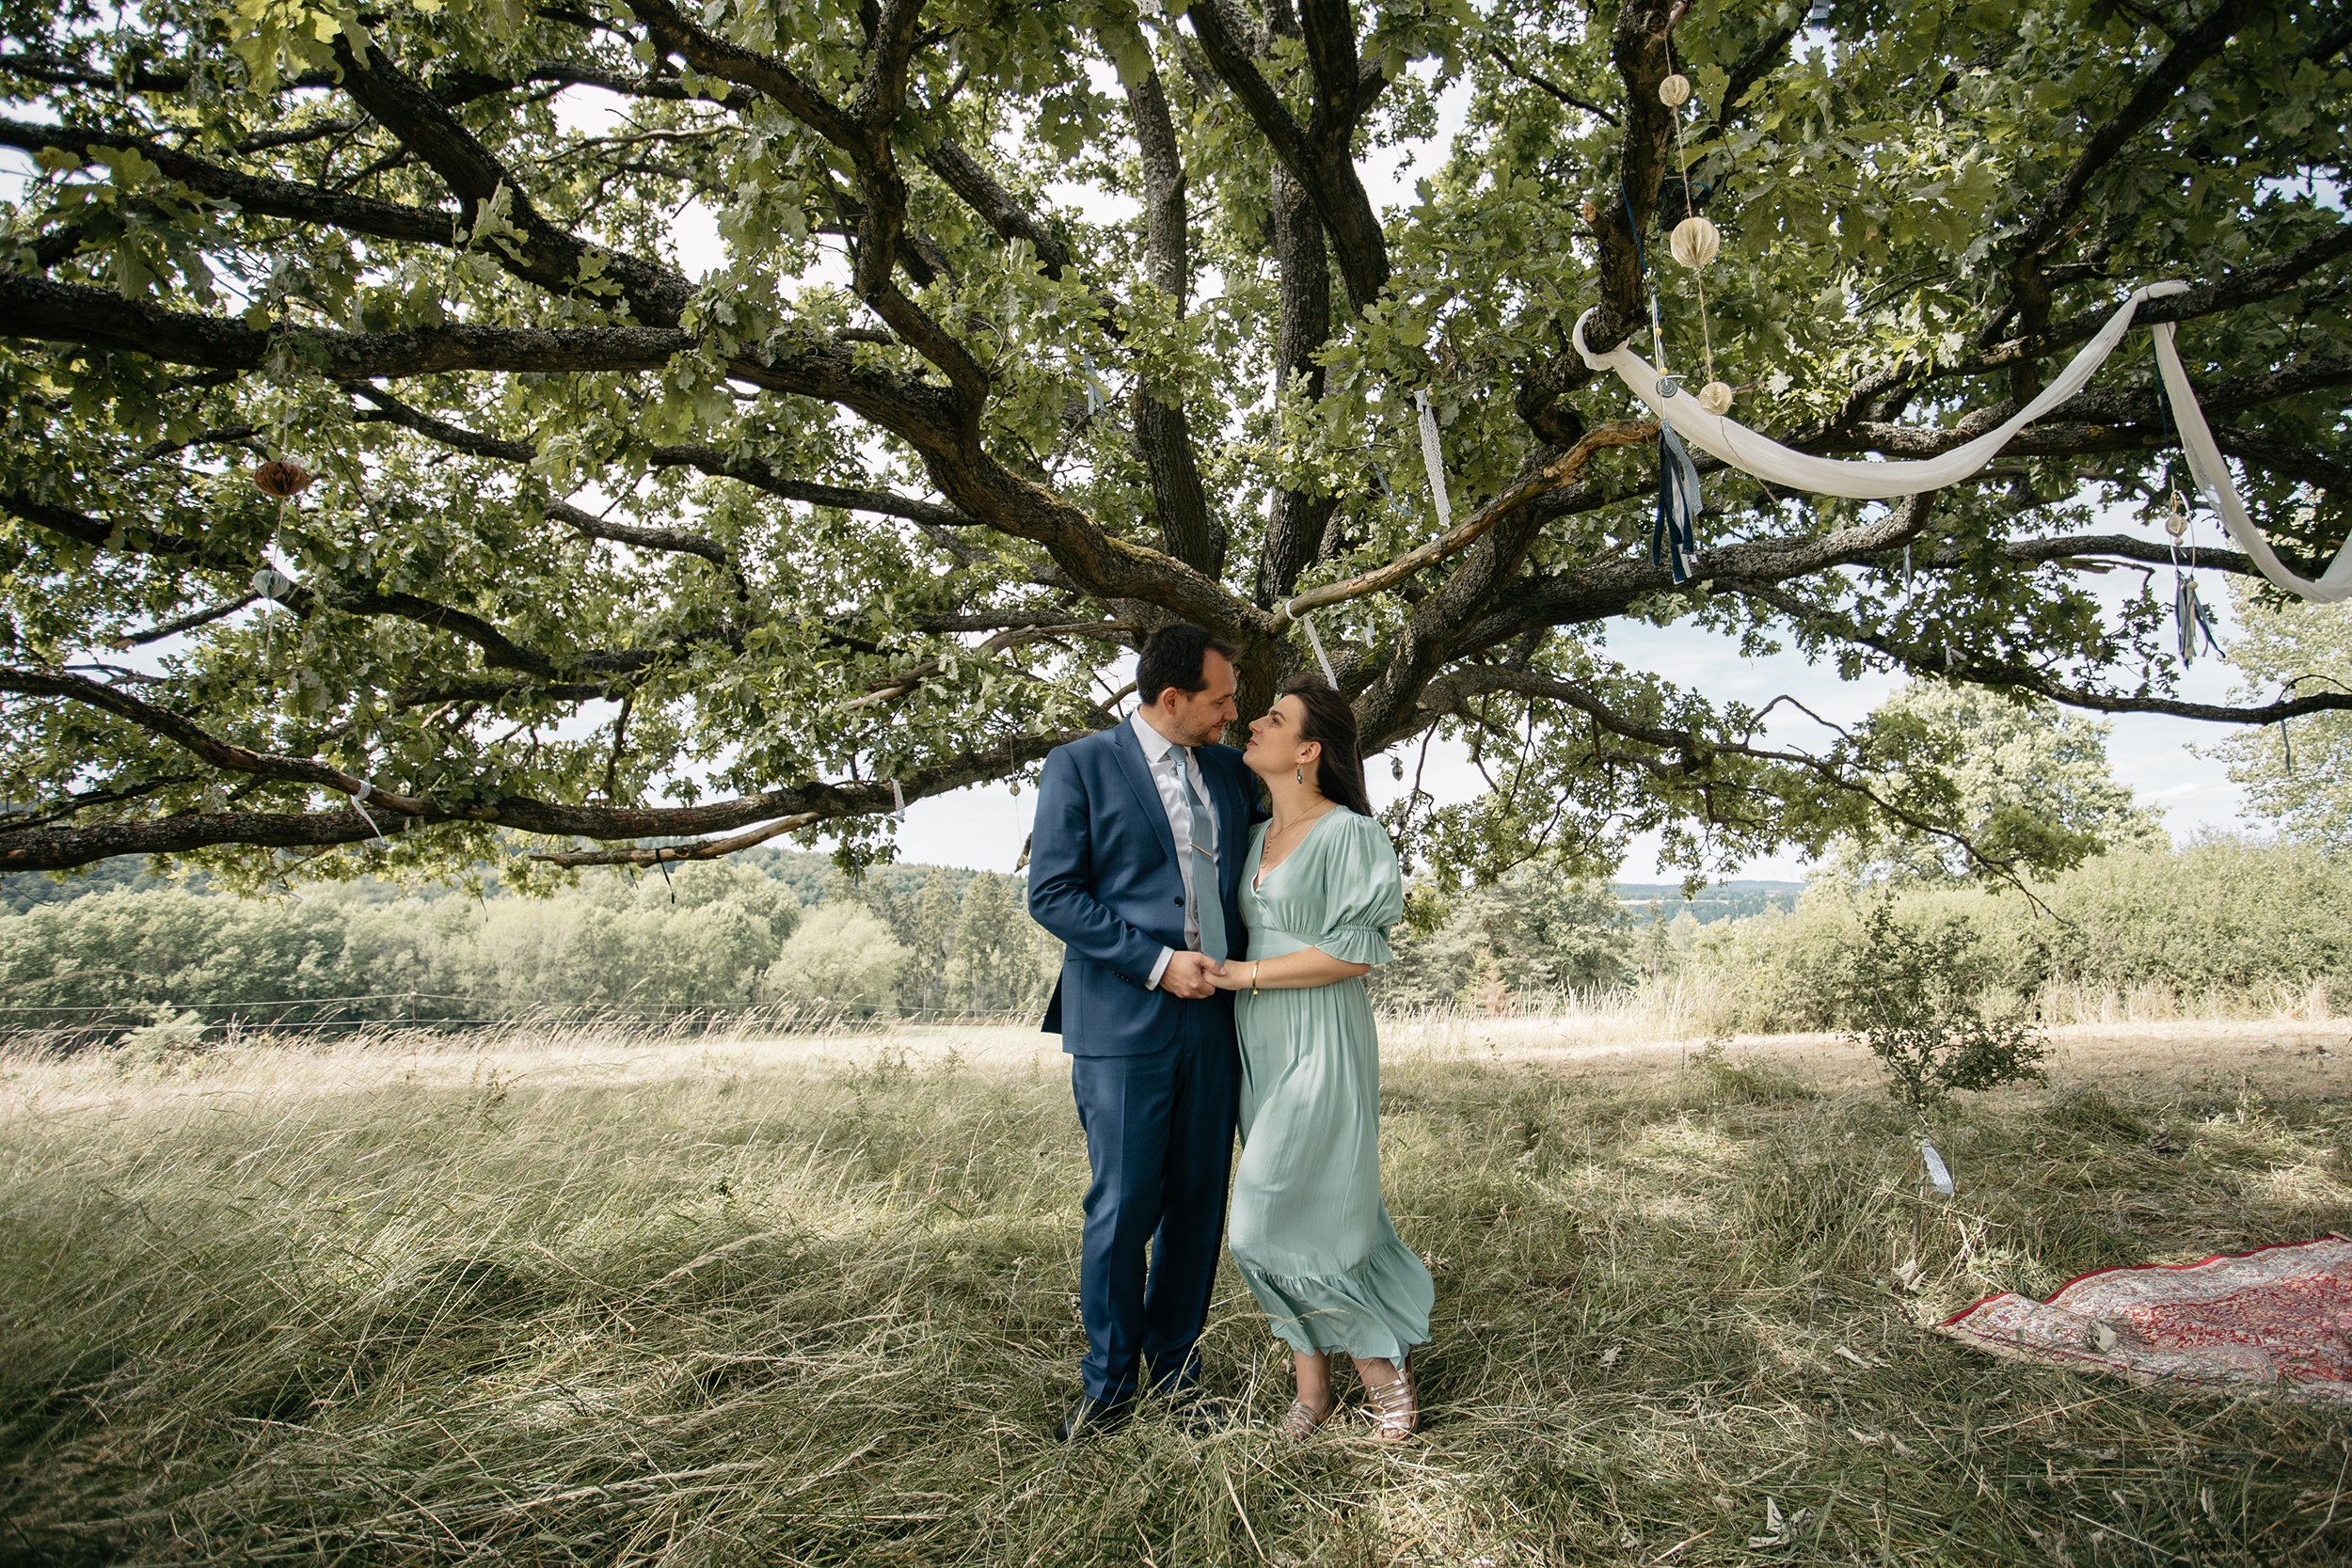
[1028,624,1433,1443]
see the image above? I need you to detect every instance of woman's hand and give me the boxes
[1205,961,1252,991]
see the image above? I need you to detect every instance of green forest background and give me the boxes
[5,837,2344,1037]
[10,654,2348,1039]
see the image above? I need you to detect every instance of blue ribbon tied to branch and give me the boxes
[2175,574,2221,663]
[1654,416,1703,583]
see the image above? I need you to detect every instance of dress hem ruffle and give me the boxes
[1234,1234,1433,1361]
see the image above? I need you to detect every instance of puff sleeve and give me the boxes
[1308,812,1405,967]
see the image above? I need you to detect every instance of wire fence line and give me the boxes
[0,992,1051,1053]
[0,981,1748,1056]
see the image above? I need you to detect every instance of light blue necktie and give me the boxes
[1178,750,1227,963]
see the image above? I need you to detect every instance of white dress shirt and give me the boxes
[1129,709,1217,990]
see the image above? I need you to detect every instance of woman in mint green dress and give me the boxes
[1208,677,1431,1441]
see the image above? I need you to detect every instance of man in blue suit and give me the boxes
[1028,624,1266,1438]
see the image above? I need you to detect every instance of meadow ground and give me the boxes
[0,1011,2346,1566]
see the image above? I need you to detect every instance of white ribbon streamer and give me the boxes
[1573,280,2350,603]
[350,780,387,847]
[1413,388,1452,529]
[1276,391,1447,689]
[2152,318,2352,603]
[1296,610,1340,688]
[1920,1140,1955,1196]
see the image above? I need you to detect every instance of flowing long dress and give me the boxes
[1228,808,1433,1361]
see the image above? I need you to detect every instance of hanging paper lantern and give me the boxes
[251,459,313,499]
[1658,73,1691,107]
[1669,214,1721,268]
[1696,381,1736,415]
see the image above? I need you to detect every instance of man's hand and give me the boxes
[1159,950,1225,999]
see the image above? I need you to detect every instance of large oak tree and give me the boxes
[1,0,2345,890]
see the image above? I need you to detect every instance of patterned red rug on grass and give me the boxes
[1940,1235,2352,1404]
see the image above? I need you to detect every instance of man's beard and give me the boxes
[1178,714,1225,747]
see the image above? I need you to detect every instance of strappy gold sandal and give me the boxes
[1363,1357,1418,1442]
[1276,1398,1335,1440]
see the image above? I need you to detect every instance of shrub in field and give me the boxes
[1673,837,2351,1034]
[1840,900,2049,1118]
[1674,883,1867,1034]
[2021,838,2352,1005]
[766,905,909,1013]
[112,1005,211,1075]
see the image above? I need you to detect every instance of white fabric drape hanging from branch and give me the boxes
[1286,390,1459,688]
[1573,279,2352,603]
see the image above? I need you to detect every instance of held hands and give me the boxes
[1204,959,1254,992]
[1160,949,1226,999]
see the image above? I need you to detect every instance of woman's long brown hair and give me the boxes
[1282,675,1374,817]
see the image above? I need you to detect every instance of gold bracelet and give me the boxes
[1251,961,1261,996]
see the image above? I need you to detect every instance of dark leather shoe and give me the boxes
[1057,1394,1133,1441]
[1168,1388,1234,1437]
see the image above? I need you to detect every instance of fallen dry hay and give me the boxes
[0,1013,2344,1565]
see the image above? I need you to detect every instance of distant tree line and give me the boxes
[0,859,1058,1032]
[4,838,2345,1037]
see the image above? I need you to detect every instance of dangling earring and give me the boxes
[1295,765,1303,784]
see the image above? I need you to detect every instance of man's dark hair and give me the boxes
[1136,624,1241,707]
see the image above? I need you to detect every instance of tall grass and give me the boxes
[1,1018,2346,1564]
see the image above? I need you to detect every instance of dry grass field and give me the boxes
[0,1011,2346,1565]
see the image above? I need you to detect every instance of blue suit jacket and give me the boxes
[1028,721,1266,1056]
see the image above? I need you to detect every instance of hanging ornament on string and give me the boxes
[2167,484,2221,664]
[247,457,312,668]
[1621,182,1700,582]
[1631,49,1732,583]
[1669,214,1720,269]
[1413,387,1453,530]
[1656,420,1703,581]
[2174,572,2220,664]
[1659,58,1734,418]
[1618,177,1693,582]
[1077,351,1110,418]
[251,458,312,502]
[249,563,297,666]
[2151,347,2222,665]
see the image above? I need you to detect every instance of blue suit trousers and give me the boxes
[1069,995,1238,1402]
